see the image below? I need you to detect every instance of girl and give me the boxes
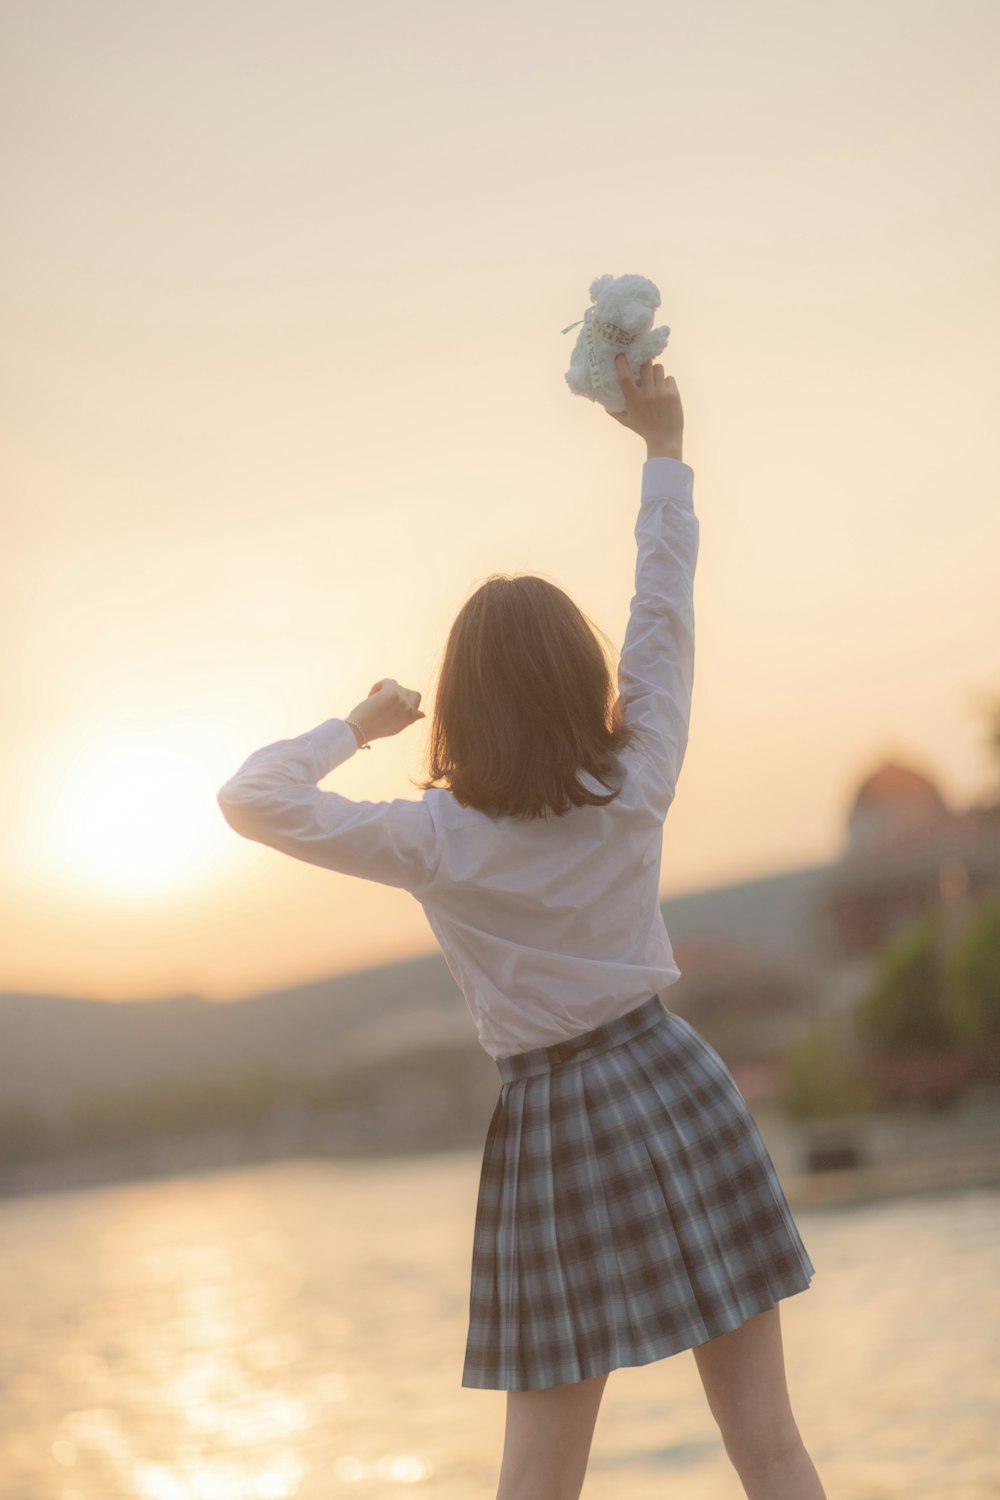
[217,353,826,1500]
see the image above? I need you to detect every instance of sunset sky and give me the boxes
[2,0,998,1004]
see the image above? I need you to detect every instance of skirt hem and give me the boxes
[461,1269,816,1391]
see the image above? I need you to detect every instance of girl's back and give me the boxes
[419,453,697,1059]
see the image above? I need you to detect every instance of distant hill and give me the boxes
[0,859,837,1126]
[0,947,471,1125]
[660,860,836,976]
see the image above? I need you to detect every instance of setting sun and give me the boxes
[30,727,218,899]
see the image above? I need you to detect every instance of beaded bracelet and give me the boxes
[345,717,371,749]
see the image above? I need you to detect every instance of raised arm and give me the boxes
[608,353,699,815]
[617,458,699,813]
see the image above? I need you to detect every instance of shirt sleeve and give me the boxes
[216,716,441,897]
[617,456,700,815]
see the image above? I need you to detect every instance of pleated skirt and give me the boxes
[462,993,816,1391]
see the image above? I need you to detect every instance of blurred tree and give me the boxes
[970,685,1000,805]
[952,891,1000,1043]
[854,911,963,1053]
[988,691,1000,773]
[776,1018,878,1120]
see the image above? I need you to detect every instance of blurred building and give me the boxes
[662,759,1000,1061]
[828,761,998,956]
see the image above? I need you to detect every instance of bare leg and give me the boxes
[495,1369,609,1500]
[692,1304,827,1500]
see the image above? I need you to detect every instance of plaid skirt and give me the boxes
[462,993,815,1391]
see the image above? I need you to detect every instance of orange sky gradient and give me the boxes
[2,0,998,1003]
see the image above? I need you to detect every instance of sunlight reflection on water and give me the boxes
[0,1152,997,1498]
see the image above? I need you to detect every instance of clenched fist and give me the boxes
[346,678,426,745]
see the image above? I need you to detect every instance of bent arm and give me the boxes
[217,716,440,896]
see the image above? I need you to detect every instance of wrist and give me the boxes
[646,443,684,461]
[345,713,372,748]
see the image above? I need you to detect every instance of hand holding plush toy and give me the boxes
[561,273,670,414]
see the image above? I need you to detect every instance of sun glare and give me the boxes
[33,727,221,899]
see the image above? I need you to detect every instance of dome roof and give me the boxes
[852,761,948,816]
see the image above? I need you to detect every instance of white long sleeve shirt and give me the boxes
[217,456,699,1059]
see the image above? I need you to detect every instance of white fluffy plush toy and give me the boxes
[561,273,670,413]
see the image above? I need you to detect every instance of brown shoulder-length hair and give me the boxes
[411,573,642,820]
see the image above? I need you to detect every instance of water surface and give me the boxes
[1,1151,997,1498]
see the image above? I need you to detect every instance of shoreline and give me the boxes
[782,1143,1000,1210]
[0,1127,998,1209]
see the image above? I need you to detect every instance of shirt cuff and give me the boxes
[641,456,695,509]
[304,716,363,764]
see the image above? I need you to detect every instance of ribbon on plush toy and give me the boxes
[561,305,636,394]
